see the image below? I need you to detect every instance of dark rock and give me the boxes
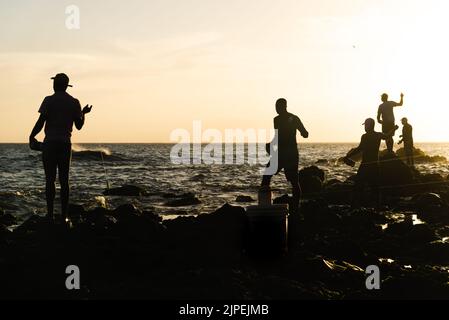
[0,224,12,243]
[273,195,295,209]
[300,176,323,195]
[162,192,195,199]
[165,194,201,207]
[395,147,447,164]
[108,204,165,242]
[142,210,162,223]
[235,195,255,203]
[68,204,86,218]
[413,193,446,209]
[113,203,141,218]
[324,179,343,187]
[385,220,414,236]
[405,224,438,244]
[163,204,245,265]
[301,199,341,228]
[315,159,329,165]
[323,181,354,205]
[0,213,17,227]
[378,153,414,188]
[341,207,385,235]
[299,165,325,182]
[104,185,148,196]
[412,193,448,222]
[420,173,446,183]
[298,166,325,195]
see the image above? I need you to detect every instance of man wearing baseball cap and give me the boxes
[343,118,398,208]
[29,73,93,224]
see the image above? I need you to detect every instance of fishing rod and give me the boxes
[99,145,111,191]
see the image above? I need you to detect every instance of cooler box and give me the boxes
[245,204,288,256]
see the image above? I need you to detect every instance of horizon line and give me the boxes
[2,141,449,144]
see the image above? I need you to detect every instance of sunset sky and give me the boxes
[1,0,448,143]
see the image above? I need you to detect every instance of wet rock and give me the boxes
[235,195,255,203]
[412,193,448,222]
[395,147,447,164]
[165,194,201,207]
[299,165,325,182]
[104,184,148,196]
[273,194,292,205]
[315,159,329,165]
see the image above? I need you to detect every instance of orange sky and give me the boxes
[1,0,449,143]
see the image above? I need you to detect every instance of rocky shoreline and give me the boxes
[1,153,449,299]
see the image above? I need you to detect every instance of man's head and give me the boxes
[363,118,375,133]
[52,73,72,92]
[401,117,408,125]
[275,98,287,114]
[381,93,388,102]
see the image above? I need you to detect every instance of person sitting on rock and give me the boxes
[377,92,404,153]
[398,117,414,167]
[261,98,309,214]
[343,118,398,208]
[29,73,93,224]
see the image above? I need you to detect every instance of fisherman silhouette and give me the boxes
[343,118,398,208]
[398,117,414,167]
[29,73,93,224]
[377,92,404,153]
[261,98,309,214]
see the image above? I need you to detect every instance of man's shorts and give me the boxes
[382,121,396,136]
[267,149,299,183]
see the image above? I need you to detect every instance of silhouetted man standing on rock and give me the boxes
[261,98,309,214]
[398,117,414,167]
[344,118,398,208]
[377,92,404,153]
[29,73,92,224]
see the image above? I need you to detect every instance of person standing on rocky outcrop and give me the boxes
[29,73,93,224]
[343,118,398,208]
[261,98,309,214]
[398,117,414,167]
[377,92,404,153]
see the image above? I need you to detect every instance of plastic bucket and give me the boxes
[245,204,288,256]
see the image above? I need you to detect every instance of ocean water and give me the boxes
[1,143,448,223]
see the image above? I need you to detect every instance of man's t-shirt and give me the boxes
[274,112,307,150]
[402,124,414,147]
[378,101,399,124]
[358,131,387,164]
[38,92,82,143]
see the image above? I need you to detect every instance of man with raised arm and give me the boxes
[377,92,404,153]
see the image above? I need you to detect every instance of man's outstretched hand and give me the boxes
[82,105,93,114]
[400,93,404,98]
